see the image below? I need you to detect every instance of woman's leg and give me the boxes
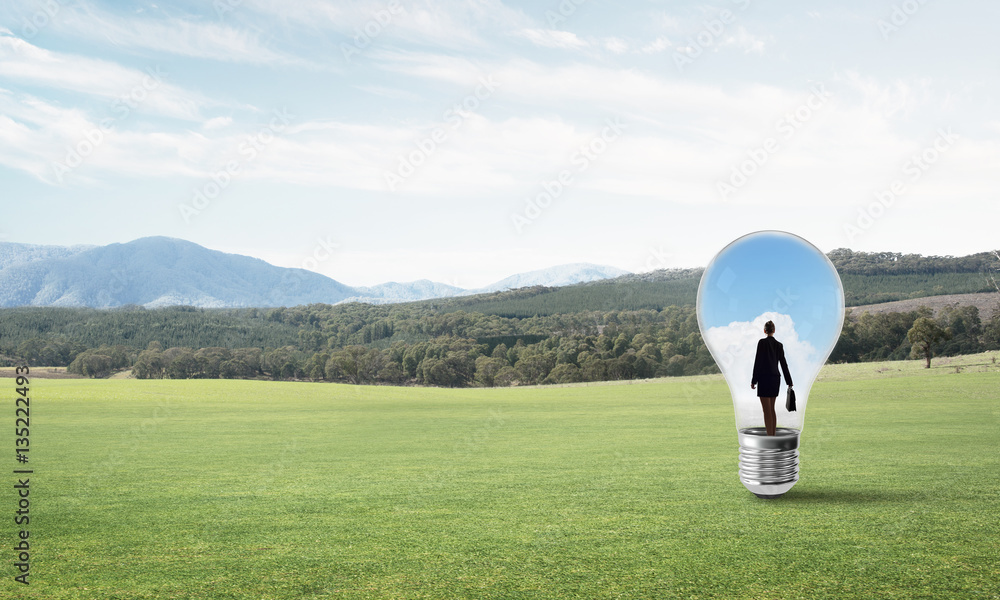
[759,396,777,436]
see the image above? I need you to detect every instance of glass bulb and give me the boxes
[697,231,845,498]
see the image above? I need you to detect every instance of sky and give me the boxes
[0,0,997,287]
[697,230,844,350]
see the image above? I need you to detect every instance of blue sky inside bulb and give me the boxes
[697,231,845,431]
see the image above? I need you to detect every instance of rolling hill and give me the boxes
[0,238,631,308]
[0,237,356,308]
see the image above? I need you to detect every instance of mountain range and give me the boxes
[0,237,629,309]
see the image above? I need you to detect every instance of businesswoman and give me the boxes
[750,320,793,436]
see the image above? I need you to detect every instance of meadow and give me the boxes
[4,353,999,599]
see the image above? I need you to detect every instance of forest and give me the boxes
[0,250,997,386]
[1,300,997,386]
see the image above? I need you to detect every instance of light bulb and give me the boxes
[697,231,845,498]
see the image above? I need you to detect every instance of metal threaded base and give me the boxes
[738,427,800,498]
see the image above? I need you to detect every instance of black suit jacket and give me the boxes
[751,336,793,388]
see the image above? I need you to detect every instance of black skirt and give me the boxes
[756,374,781,398]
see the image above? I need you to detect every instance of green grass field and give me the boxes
[5,353,999,599]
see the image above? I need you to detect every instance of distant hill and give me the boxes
[471,264,630,293]
[343,265,631,304]
[0,237,356,308]
[347,280,466,304]
[0,238,631,309]
[0,242,94,270]
[424,268,703,317]
[411,249,998,317]
[0,238,994,311]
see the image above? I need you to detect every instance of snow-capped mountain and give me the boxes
[0,238,631,308]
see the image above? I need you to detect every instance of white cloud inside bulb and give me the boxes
[704,312,821,429]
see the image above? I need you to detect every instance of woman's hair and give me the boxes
[764,320,775,334]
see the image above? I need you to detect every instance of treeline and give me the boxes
[827,249,998,276]
[830,249,998,306]
[427,250,998,315]
[5,301,997,386]
[1,248,997,385]
[0,306,301,350]
[65,306,716,384]
[832,304,999,362]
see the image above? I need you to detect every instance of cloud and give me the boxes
[703,312,819,429]
[640,36,672,54]
[720,26,770,55]
[0,31,209,120]
[604,37,628,54]
[515,29,588,50]
[83,15,305,66]
[203,116,233,130]
[2,25,995,217]
[654,12,682,33]
[0,0,307,66]
[0,89,210,183]
[354,85,424,102]
[840,70,927,119]
[242,0,530,50]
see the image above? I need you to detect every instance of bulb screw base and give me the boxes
[738,427,800,499]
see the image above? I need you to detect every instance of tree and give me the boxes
[330,346,365,384]
[166,349,198,379]
[377,363,406,384]
[402,343,427,378]
[986,250,1000,293]
[308,364,325,381]
[491,343,509,361]
[357,349,385,383]
[473,356,506,387]
[232,348,263,377]
[907,317,951,368]
[494,365,519,387]
[195,347,230,379]
[984,304,1000,350]
[68,352,114,378]
[220,357,254,379]
[133,347,165,379]
[514,352,555,385]
[543,363,582,384]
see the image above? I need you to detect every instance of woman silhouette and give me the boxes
[750,320,793,436]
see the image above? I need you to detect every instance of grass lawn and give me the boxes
[4,353,999,599]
